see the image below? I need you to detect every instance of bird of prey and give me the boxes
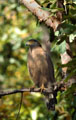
[26,39,56,110]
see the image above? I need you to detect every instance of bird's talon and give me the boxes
[40,84,45,93]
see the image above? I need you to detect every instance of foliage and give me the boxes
[0,0,76,120]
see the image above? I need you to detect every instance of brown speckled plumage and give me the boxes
[27,46,55,87]
[26,39,56,110]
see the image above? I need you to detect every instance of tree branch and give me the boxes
[20,0,60,31]
[0,81,68,98]
[0,88,41,97]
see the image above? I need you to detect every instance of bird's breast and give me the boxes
[27,46,55,87]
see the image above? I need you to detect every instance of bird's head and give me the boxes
[25,39,41,48]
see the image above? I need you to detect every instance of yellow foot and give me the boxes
[40,84,46,93]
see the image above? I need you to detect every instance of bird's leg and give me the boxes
[40,84,46,93]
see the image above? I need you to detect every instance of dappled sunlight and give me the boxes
[0,0,76,120]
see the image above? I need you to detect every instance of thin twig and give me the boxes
[16,92,23,120]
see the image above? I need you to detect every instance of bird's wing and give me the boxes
[36,51,55,83]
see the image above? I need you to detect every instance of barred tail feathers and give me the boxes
[45,93,57,110]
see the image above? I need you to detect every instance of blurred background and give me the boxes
[0,0,76,120]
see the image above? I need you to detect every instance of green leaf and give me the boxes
[52,41,66,54]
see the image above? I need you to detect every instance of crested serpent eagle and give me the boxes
[26,39,56,110]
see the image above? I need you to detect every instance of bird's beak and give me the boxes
[25,43,28,46]
[25,41,30,46]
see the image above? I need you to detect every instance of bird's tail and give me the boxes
[45,93,57,110]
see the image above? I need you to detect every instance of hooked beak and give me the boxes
[25,41,29,46]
